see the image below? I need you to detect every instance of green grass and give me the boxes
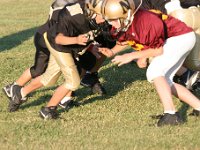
[0,0,200,149]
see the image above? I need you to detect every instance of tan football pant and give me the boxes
[40,32,80,91]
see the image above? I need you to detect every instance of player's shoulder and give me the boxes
[136,9,160,21]
[59,2,83,16]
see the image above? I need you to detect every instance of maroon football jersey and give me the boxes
[113,9,193,50]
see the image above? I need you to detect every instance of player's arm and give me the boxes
[99,42,128,57]
[55,33,89,45]
[111,47,163,66]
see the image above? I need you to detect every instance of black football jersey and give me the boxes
[180,0,200,8]
[46,2,93,53]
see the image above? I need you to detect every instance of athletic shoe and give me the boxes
[191,72,200,91]
[2,83,14,98]
[157,113,184,127]
[39,106,59,119]
[59,99,80,109]
[185,71,199,90]
[8,101,21,112]
[173,70,199,90]
[81,72,107,95]
[80,72,99,87]
[191,81,200,92]
[91,82,107,96]
[8,85,27,112]
[189,109,200,116]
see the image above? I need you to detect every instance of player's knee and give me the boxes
[30,66,46,78]
[44,79,57,87]
[63,77,80,91]
[62,65,81,91]
[146,66,162,83]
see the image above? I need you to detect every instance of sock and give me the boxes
[86,71,91,74]
[194,108,200,111]
[60,96,72,104]
[164,110,176,114]
[14,82,18,85]
[20,88,26,98]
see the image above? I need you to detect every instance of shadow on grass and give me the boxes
[20,85,60,110]
[178,102,189,122]
[76,60,147,105]
[19,60,146,111]
[0,27,37,52]
[20,94,52,110]
[177,88,200,122]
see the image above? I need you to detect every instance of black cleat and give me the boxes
[59,99,80,109]
[91,82,107,96]
[185,71,199,90]
[81,72,99,87]
[174,70,199,90]
[81,72,107,95]
[39,106,59,120]
[2,83,14,98]
[8,85,27,112]
[8,101,21,112]
[157,113,184,127]
[189,109,200,116]
[191,81,200,92]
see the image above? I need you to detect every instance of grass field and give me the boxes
[0,0,200,149]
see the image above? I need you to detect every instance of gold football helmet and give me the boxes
[85,0,104,18]
[101,0,137,31]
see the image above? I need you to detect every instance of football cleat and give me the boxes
[189,109,200,116]
[39,106,59,120]
[173,70,199,90]
[2,83,14,98]
[8,101,21,112]
[80,72,99,87]
[157,113,184,127]
[191,81,200,92]
[8,85,27,112]
[185,71,199,90]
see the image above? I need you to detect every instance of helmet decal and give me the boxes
[89,0,102,8]
[119,0,132,14]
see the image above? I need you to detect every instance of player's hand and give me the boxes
[76,34,89,45]
[90,44,102,59]
[98,47,114,57]
[112,53,135,66]
[137,58,147,68]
